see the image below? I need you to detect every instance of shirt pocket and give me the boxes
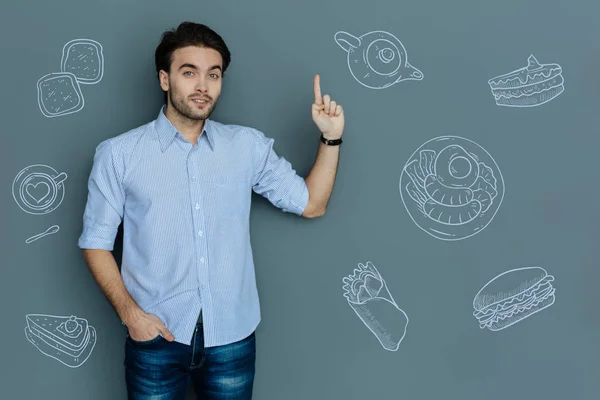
[200,177,251,221]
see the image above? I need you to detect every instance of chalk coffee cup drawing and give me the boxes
[12,164,68,215]
[334,30,423,89]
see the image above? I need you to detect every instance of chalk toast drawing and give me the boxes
[37,38,104,117]
[399,136,504,241]
[342,261,409,351]
[488,54,564,107]
[334,30,423,89]
[12,164,67,215]
[25,313,97,368]
[61,39,104,84]
[473,266,556,332]
[37,72,84,117]
[26,225,60,244]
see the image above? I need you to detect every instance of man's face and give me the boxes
[160,46,223,121]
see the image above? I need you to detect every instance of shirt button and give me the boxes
[191,177,197,183]
[195,203,200,210]
[198,230,203,236]
[200,257,205,263]
[201,285,206,290]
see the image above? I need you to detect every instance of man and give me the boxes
[78,21,344,399]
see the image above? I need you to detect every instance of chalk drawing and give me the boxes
[342,261,409,351]
[473,266,556,331]
[334,30,423,89]
[488,54,564,107]
[37,72,85,117]
[25,225,60,244]
[25,313,97,368]
[61,39,104,84]
[399,136,504,241]
[37,38,104,117]
[12,164,67,215]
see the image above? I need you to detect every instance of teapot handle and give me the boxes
[334,31,361,52]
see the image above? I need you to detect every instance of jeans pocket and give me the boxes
[127,333,163,346]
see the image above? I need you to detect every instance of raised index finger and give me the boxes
[314,74,323,105]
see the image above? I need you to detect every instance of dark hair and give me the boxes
[155,21,231,103]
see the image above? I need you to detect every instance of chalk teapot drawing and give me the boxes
[334,30,423,89]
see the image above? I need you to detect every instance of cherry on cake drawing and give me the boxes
[488,55,564,107]
[24,313,97,368]
[37,38,104,117]
[334,30,423,90]
[473,266,556,332]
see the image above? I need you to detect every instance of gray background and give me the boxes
[1,0,599,398]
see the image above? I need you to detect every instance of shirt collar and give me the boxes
[155,105,216,152]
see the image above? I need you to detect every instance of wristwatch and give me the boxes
[320,134,343,146]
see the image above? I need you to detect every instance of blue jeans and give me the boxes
[124,319,256,399]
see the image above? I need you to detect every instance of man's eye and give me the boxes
[184,71,193,76]
[210,74,219,79]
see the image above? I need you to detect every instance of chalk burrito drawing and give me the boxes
[334,30,423,89]
[37,38,104,117]
[399,136,504,241]
[342,261,409,351]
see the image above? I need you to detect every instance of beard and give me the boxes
[168,83,218,122]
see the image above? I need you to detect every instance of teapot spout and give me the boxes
[396,62,424,82]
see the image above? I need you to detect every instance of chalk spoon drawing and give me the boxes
[37,38,104,117]
[25,313,97,368]
[334,30,423,89]
[26,225,60,244]
[399,136,504,241]
[473,266,556,331]
[342,261,409,351]
[488,54,564,107]
[12,164,67,215]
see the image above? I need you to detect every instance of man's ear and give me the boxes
[159,70,169,92]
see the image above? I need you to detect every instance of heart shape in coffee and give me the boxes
[26,181,51,204]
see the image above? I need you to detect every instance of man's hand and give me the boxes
[125,312,175,342]
[311,74,345,139]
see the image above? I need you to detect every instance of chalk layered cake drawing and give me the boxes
[488,55,564,107]
[342,261,409,351]
[334,30,423,89]
[473,266,556,331]
[25,313,97,368]
[399,136,504,241]
[37,39,104,117]
[12,164,67,215]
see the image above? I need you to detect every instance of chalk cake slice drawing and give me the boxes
[37,72,84,117]
[342,261,409,351]
[24,313,97,368]
[12,164,67,215]
[473,266,556,331]
[25,225,60,244]
[399,136,504,241]
[334,30,423,89]
[61,39,104,84]
[488,55,564,107]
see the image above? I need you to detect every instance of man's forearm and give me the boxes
[303,142,340,217]
[82,249,144,326]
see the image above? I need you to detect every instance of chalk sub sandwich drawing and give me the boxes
[342,261,409,351]
[473,266,556,331]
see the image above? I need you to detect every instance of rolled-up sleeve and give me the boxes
[251,130,309,215]
[77,139,125,250]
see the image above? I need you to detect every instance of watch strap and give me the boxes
[320,134,343,146]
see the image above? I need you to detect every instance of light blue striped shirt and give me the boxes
[78,106,309,347]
